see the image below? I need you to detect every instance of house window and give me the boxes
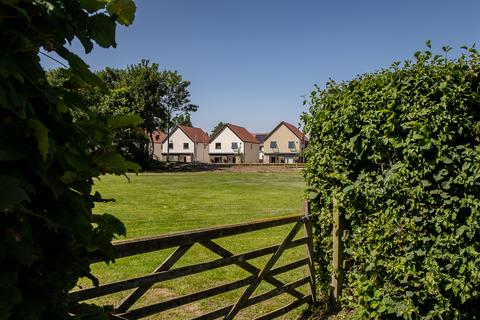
[270,141,277,148]
[183,142,189,150]
[168,142,173,149]
[231,142,238,150]
[215,143,221,149]
[288,141,295,149]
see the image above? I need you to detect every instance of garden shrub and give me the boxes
[0,0,138,319]
[303,44,480,319]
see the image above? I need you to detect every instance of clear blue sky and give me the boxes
[41,0,480,133]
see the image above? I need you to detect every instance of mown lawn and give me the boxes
[79,171,309,319]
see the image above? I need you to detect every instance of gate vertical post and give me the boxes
[331,197,344,312]
[303,201,317,304]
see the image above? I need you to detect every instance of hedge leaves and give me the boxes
[0,0,137,319]
[303,45,480,318]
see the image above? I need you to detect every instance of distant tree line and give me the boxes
[47,60,198,168]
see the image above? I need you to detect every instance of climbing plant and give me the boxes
[0,0,138,319]
[303,43,480,318]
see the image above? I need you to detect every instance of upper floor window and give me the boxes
[168,142,173,149]
[183,143,189,150]
[215,142,221,149]
[270,141,277,148]
[231,142,238,150]
[288,141,295,149]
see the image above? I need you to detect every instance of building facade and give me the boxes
[150,131,167,161]
[263,121,308,163]
[209,124,259,163]
[161,125,209,163]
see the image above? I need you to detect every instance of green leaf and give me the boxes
[107,114,143,129]
[0,272,22,320]
[89,14,117,48]
[80,0,108,12]
[0,176,30,209]
[106,0,136,26]
[415,249,426,256]
[56,48,107,91]
[27,119,49,161]
[441,156,453,164]
[93,213,126,237]
[421,180,431,187]
[91,151,140,173]
[456,225,467,237]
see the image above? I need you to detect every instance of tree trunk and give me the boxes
[149,131,155,160]
[166,110,171,163]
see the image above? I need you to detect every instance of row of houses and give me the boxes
[151,121,308,164]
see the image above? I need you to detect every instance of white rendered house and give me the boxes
[209,123,259,163]
[161,125,209,163]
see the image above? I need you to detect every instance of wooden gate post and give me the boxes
[330,196,344,312]
[303,201,317,304]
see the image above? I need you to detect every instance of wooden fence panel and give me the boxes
[69,210,316,320]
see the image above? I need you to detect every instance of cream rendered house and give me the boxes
[161,125,209,163]
[209,124,259,163]
[263,121,308,163]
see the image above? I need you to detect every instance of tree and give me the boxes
[48,61,168,166]
[159,71,199,162]
[172,112,192,126]
[211,121,226,137]
[0,0,138,319]
[96,61,166,163]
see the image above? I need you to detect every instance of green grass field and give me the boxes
[80,171,308,319]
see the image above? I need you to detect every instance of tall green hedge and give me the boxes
[303,45,480,319]
[1,0,137,319]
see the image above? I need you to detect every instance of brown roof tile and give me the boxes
[151,131,167,144]
[161,125,209,144]
[282,122,307,141]
[265,121,308,141]
[210,123,259,143]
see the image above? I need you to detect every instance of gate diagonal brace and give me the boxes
[223,219,305,320]
[115,244,193,313]
[200,240,304,301]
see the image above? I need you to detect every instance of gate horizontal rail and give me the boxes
[69,202,316,319]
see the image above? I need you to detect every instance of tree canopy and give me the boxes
[47,62,198,167]
[211,121,226,137]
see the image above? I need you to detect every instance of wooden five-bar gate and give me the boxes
[69,202,316,319]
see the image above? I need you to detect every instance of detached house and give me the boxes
[161,125,209,163]
[209,124,259,163]
[263,121,308,163]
